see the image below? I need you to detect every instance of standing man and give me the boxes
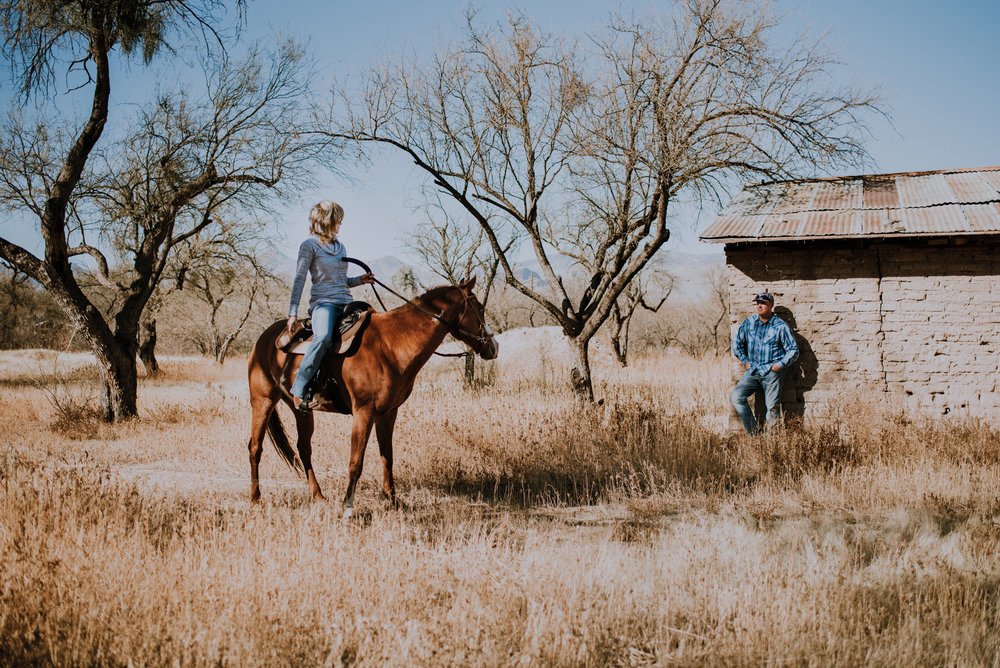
[730,292,799,435]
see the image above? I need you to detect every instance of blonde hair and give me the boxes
[309,200,344,244]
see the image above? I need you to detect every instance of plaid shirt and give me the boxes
[732,314,799,376]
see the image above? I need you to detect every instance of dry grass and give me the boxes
[2,347,1000,666]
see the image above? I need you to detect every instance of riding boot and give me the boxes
[296,380,317,413]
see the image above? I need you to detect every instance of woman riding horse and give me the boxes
[248,266,498,515]
[286,200,374,412]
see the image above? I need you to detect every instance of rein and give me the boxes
[343,257,488,357]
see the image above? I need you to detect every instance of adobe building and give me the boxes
[700,166,1000,418]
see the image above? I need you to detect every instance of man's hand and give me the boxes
[360,272,375,285]
[286,316,297,333]
[771,363,782,372]
[744,361,751,370]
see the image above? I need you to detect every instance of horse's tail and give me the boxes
[266,410,304,476]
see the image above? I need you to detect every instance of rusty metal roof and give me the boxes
[700,166,1000,243]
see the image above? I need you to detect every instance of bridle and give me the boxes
[343,257,494,356]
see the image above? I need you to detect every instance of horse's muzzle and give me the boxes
[480,338,499,360]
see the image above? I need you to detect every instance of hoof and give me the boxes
[342,506,354,520]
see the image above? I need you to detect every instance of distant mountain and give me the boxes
[663,249,724,267]
[513,265,545,287]
[268,251,407,281]
[512,248,722,297]
[367,256,405,278]
[266,248,297,279]
[362,256,546,289]
[269,248,722,301]
[662,253,724,301]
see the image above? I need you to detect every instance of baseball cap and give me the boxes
[753,292,774,303]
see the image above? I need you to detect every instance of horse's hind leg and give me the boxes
[343,408,375,518]
[374,407,399,507]
[248,394,276,504]
[293,409,324,501]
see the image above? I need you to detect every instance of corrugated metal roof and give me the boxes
[700,166,1000,243]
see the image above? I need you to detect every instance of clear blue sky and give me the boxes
[2,0,998,267]
[245,0,1000,263]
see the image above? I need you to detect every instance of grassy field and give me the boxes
[1,346,999,666]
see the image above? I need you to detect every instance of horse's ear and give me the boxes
[460,275,477,290]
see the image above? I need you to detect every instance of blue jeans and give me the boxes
[730,368,786,435]
[291,302,345,399]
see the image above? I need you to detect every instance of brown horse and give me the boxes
[246,277,498,515]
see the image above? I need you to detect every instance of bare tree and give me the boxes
[0,10,324,419]
[0,259,31,348]
[608,268,672,366]
[137,317,158,375]
[655,263,729,357]
[481,281,551,332]
[323,2,880,400]
[186,265,264,363]
[170,232,275,364]
[0,258,70,349]
[410,198,512,383]
[387,265,420,299]
[705,263,729,353]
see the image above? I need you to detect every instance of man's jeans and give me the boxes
[730,368,786,435]
[291,302,345,399]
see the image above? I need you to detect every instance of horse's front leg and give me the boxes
[343,407,375,518]
[374,407,399,507]
[292,408,324,501]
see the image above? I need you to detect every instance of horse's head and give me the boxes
[448,276,498,360]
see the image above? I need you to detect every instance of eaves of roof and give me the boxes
[700,167,1000,244]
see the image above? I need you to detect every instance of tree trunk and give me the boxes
[464,352,475,385]
[570,336,594,402]
[610,314,629,367]
[139,319,159,377]
[611,332,628,367]
[81,323,139,421]
[216,335,235,365]
[99,345,139,422]
[215,299,255,365]
[45,275,140,421]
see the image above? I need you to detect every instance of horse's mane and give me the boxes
[413,284,461,305]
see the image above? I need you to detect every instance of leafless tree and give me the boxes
[321,0,880,400]
[0,259,30,348]
[389,266,420,299]
[655,263,729,357]
[169,230,276,364]
[705,263,729,353]
[0,258,70,348]
[184,264,266,364]
[0,5,325,420]
[608,268,673,366]
[410,197,513,383]
[137,317,158,375]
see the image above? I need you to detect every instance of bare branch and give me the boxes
[322,1,882,398]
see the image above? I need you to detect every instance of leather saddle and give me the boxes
[275,301,374,414]
[275,301,373,356]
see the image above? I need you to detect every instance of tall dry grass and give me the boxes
[1,349,999,666]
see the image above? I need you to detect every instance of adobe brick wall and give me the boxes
[725,238,1000,419]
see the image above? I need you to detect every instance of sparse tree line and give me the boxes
[0,0,879,420]
[0,257,284,361]
[2,254,729,364]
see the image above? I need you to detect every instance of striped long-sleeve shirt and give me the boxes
[731,315,799,376]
